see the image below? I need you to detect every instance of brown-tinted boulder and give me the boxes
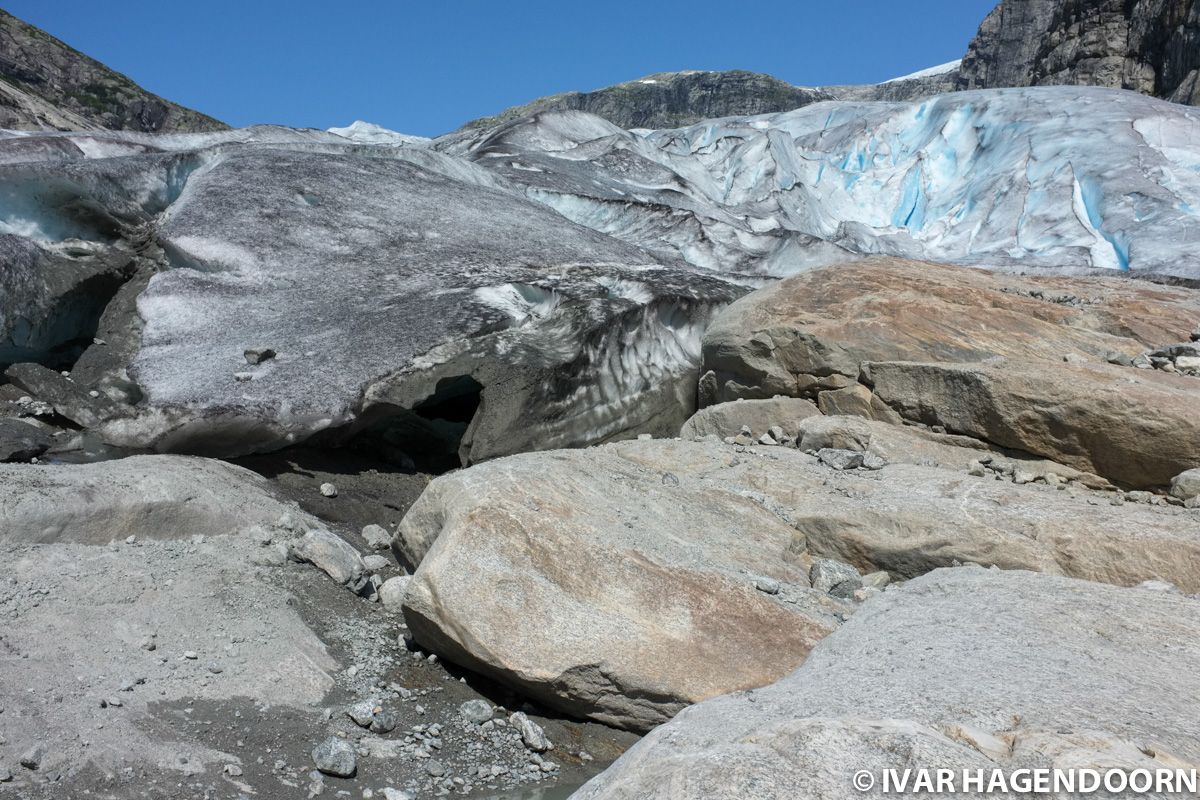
[700,258,1200,487]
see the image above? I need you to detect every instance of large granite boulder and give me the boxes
[397,437,1200,732]
[0,455,315,544]
[701,257,1200,488]
[574,568,1200,799]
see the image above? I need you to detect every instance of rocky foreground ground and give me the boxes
[2,254,1199,798]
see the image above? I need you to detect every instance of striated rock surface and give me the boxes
[574,568,1200,799]
[959,0,1200,105]
[701,258,1200,487]
[397,437,1200,732]
[0,9,227,132]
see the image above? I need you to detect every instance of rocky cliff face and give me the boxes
[462,70,834,131]
[959,0,1200,105]
[0,9,227,132]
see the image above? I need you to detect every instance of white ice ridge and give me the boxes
[327,120,430,147]
[881,59,962,84]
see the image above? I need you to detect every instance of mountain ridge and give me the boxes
[0,8,227,133]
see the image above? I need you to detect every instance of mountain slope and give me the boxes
[958,0,1200,105]
[460,70,835,131]
[0,8,227,132]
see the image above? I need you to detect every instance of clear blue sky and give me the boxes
[5,1,997,137]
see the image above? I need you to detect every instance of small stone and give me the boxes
[244,347,277,365]
[383,790,413,800]
[767,425,786,442]
[459,699,494,725]
[860,571,891,591]
[861,451,887,470]
[1191,326,1200,342]
[661,472,680,486]
[207,662,223,674]
[125,535,136,544]
[346,699,378,728]
[753,576,780,595]
[183,651,198,660]
[369,708,398,734]
[233,372,254,382]
[1012,470,1036,485]
[361,524,392,550]
[426,760,446,777]
[509,711,551,752]
[1131,353,1153,369]
[363,554,391,572]
[319,482,338,498]
[378,575,411,612]
[967,460,987,477]
[757,432,778,446]
[810,558,860,594]
[817,448,864,470]
[19,745,42,770]
[1169,468,1200,502]
[0,766,11,782]
[224,764,243,776]
[311,736,356,777]
[140,636,156,651]
[636,433,652,441]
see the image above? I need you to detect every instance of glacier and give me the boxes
[458,87,1200,278]
[2,85,1200,462]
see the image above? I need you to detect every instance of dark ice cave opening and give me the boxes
[346,375,484,474]
[0,269,129,372]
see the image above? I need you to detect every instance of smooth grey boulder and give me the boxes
[574,568,1200,799]
[1171,468,1200,501]
[290,529,366,587]
[0,417,52,462]
[678,397,820,441]
[0,455,315,544]
[797,415,872,453]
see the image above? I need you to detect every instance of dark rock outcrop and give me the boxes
[959,0,1200,105]
[0,9,227,132]
[460,70,833,131]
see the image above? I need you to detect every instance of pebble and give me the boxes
[244,347,277,365]
[362,524,392,550]
[811,558,861,595]
[426,759,446,777]
[459,699,494,725]
[223,764,243,776]
[319,482,338,498]
[311,736,356,777]
[19,745,42,770]
[183,651,198,660]
[509,711,551,753]
[0,767,10,782]
[753,576,781,595]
